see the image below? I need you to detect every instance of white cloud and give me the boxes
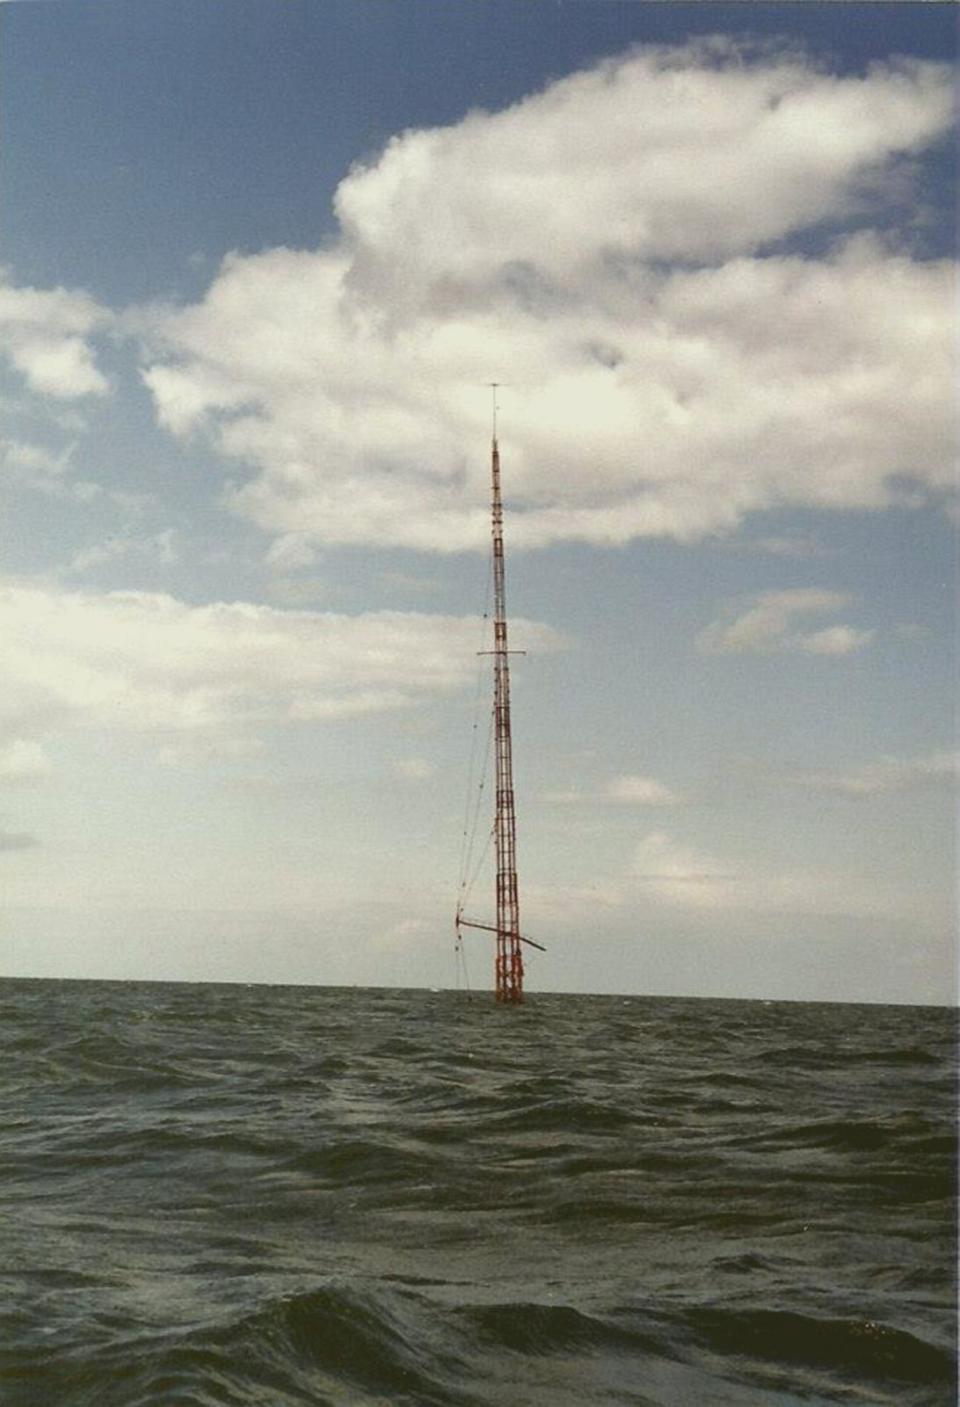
[335,39,950,291]
[607,774,683,805]
[796,624,875,655]
[697,588,873,655]
[138,42,955,554]
[0,280,111,399]
[0,739,52,783]
[631,829,896,918]
[0,582,563,746]
[785,749,958,797]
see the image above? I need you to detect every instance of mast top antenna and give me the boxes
[487,381,505,445]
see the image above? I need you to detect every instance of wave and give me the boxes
[2,980,955,1407]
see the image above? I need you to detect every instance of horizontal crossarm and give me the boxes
[456,916,547,952]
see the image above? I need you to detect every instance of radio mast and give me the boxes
[455,389,545,1002]
[490,406,523,1002]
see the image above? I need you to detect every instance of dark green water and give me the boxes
[1,980,956,1405]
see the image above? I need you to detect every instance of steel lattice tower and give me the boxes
[490,432,524,1004]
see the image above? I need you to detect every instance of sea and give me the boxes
[1,980,956,1407]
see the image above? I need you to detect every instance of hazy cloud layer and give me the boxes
[138,41,954,553]
[532,825,925,923]
[631,829,906,919]
[0,583,562,746]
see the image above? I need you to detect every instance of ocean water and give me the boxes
[1,980,956,1407]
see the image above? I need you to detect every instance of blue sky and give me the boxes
[0,0,955,1001]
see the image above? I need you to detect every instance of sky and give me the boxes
[0,0,956,1003]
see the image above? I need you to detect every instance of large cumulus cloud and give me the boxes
[140,40,955,552]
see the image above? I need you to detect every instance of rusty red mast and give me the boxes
[489,427,523,1003]
[456,401,545,1002]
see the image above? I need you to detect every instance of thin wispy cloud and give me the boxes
[0,436,102,503]
[66,529,179,575]
[631,830,911,920]
[606,775,684,806]
[784,750,958,797]
[697,589,874,656]
[545,775,684,806]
